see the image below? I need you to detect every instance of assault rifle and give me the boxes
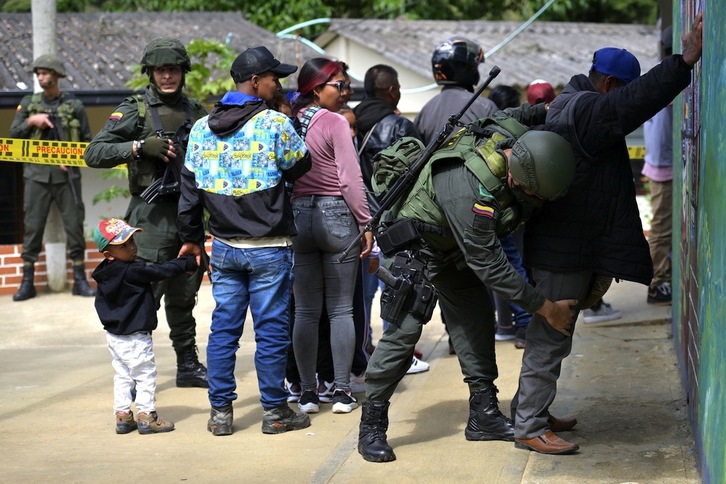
[48,112,83,206]
[338,65,501,262]
[140,119,194,204]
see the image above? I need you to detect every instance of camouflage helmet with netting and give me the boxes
[140,38,191,74]
[508,131,576,201]
[32,54,66,77]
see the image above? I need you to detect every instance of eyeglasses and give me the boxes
[325,81,352,93]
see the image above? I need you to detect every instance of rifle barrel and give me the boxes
[337,66,501,263]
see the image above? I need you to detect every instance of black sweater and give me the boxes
[92,257,196,335]
[524,55,693,285]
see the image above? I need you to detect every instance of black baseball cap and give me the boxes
[230,46,297,83]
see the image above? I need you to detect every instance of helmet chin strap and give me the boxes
[511,186,545,210]
[149,71,186,104]
[149,80,183,104]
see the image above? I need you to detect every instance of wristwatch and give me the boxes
[133,139,145,159]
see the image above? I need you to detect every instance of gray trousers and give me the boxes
[511,268,591,439]
[291,196,360,391]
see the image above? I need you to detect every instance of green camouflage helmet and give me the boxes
[508,131,576,201]
[32,54,66,77]
[140,38,191,74]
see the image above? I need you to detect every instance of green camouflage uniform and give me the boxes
[84,86,207,351]
[9,92,92,263]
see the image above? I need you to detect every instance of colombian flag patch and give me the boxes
[472,203,495,218]
[109,112,124,121]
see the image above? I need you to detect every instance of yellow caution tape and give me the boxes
[1,136,645,166]
[628,145,646,160]
[0,138,124,169]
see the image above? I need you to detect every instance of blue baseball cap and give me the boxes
[590,47,641,84]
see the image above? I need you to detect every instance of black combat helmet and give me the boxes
[431,36,484,90]
[140,38,191,74]
[508,131,576,201]
[32,54,66,77]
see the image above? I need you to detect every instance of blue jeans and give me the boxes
[207,238,293,410]
[291,195,360,391]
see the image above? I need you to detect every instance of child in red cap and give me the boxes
[92,217,197,434]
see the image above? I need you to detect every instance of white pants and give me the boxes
[106,332,157,414]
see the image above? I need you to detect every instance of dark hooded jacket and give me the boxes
[524,55,693,285]
[354,98,421,211]
[177,94,311,243]
[92,256,196,335]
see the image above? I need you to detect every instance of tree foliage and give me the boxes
[1,0,658,30]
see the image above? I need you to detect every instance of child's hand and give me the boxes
[182,255,198,274]
[179,242,202,267]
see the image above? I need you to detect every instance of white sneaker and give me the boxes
[317,380,335,403]
[406,356,430,374]
[286,381,301,403]
[331,389,359,414]
[349,372,366,393]
[582,301,622,323]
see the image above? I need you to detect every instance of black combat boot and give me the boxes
[175,345,209,388]
[358,400,396,462]
[464,385,515,441]
[13,264,37,302]
[71,263,96,297]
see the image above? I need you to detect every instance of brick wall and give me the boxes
[0,240,212,296]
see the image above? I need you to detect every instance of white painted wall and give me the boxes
[322,36,440,120]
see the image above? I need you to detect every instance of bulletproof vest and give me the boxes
[128,93,194,194]
[26,93,81,142]
[397,116,530,248]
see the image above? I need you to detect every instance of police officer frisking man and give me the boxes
[85,38,209,388]
[10,54,95,301]
[358,103,578,463]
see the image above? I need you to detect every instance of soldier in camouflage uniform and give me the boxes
[357,107,579,463]
[9,53,96,302]
[85,38,209,388]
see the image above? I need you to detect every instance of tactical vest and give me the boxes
[397,115,530,249]
[127,93,195,194]
[26,93,82,142]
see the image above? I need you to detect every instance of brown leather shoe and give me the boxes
[515,431,579,454]
[548,414,577,432]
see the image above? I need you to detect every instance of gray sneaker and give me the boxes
[136,411,175,434]
[208,405,233,436]
[582,301,621,323]
[262,404,311,434]
[115,411,137,434]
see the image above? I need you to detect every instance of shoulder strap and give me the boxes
[296,106,321,140]
[27,93,44,115]
[132,94,147,136]
[357,121,380,157]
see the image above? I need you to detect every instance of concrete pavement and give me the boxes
[0,279,699,483]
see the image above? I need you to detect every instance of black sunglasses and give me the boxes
[325,80,352,93]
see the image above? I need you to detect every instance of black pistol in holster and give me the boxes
[140,120,193,204]
[376,250,438,326]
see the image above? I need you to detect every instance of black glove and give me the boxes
[142,136,171,161]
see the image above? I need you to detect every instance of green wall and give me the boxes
[673,2,725,482]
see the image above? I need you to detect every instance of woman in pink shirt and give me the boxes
[290,58,373,415]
